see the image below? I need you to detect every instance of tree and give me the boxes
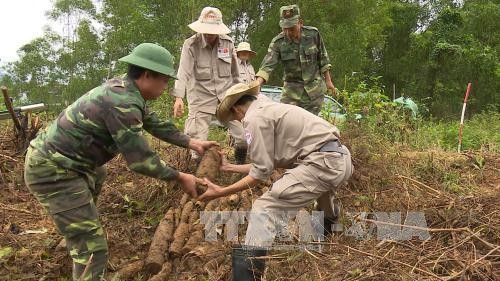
[1,0,497,118]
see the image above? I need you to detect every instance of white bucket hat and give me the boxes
[188,7,231,35]
[236,42,256,57]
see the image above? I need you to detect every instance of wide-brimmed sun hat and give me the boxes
[216,81,260,122]
[188,7,231,35]
[236,42,256,57]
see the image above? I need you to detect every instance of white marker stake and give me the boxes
[458,83,472,153]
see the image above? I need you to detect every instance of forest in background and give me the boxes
[0,0,498,118]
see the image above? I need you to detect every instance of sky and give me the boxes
[0,0,56,64]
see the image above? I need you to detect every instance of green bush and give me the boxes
[412,111,500,152]
[335,79,499,153]
[338,78,419,145]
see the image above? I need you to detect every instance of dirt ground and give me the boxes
[1,125,499,280]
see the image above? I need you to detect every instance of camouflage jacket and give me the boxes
[256,26,331,103]
[30,76,190,181]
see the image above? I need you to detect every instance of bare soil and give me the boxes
[1,124,499,280]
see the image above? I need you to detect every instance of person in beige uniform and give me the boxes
[236,42,256,84]
[199,82,353,281]
[172,7,248,163]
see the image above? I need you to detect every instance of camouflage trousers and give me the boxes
[281,87,324,115]
[24,147,108,281]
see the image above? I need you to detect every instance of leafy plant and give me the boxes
[0,247,13,260]
[122,194,145,217]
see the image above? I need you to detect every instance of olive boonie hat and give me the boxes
[216,80,260,123]
[118,43,177,79]
[279,4,300,28]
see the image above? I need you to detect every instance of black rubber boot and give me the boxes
[316,199,342,236]
[323,206,343,235]
[234,147,248,165]
[232,246,266,281]
[324,216,339,236]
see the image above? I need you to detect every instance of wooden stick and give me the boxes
[1,86,22,131]
[78,253,94,281]
[397,175,453,199]
[0,202,38,216]
[458,83,472,153]
[0,153,18,162]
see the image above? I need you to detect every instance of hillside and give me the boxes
[0,120,498,280]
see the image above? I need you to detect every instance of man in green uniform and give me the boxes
[24,43,215,280]
[255,4,336,114]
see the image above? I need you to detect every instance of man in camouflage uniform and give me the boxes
[24,43,215,280]
[255,4,336,115]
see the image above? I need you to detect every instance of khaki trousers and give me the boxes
[245,146,353,247]
[184,111,247,148]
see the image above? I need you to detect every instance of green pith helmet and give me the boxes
[118,43,177,79]
[279,4,300,28]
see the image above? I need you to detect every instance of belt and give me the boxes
[319,139,347,155]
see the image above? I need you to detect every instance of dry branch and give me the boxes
[1,86,22,131]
